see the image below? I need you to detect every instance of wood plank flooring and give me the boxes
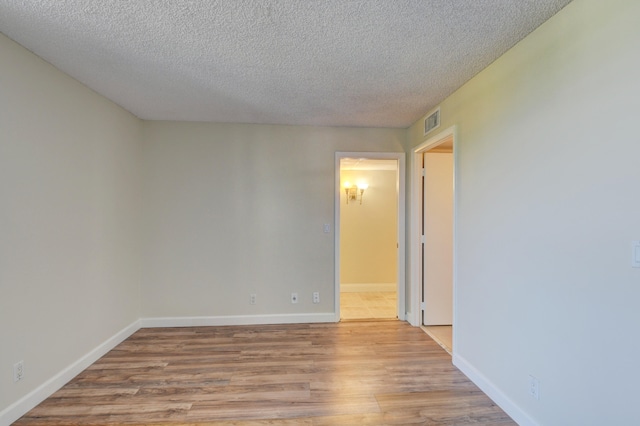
[14,321,515,425]
[423,326,453,354]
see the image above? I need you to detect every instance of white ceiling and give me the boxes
[0,1,572,128]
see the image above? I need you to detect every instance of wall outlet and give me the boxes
[291,292,298,304]
[529,375,540,400]
[13,361,24,382]
[313,291,320,304]
[250,293,257,305]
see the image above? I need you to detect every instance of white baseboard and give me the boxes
[0,320,141,426]
[453,354,537,426]
[140,313,337,328]
[341,282,396,292]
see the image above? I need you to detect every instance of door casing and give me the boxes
[409,126,457,345]
[334,152,406,322]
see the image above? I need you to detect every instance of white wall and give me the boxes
[0,33,142,419]
[141,122,404,320]
[423,152,453,325]
[409,0,640,424]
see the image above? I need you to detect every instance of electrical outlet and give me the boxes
[529,375,540,400]
[13,361,24,382]
[250,293,257,305]
[313,292,320,304]
[291,292,298,304]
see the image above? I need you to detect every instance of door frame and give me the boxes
[409,126,457,339]
[334,152,406,322]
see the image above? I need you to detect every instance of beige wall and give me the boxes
[340,169,398,287]
[141,122,404,317]
[408,0,640,424]
[0,34,142,413]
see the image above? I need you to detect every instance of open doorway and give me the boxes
[335,152,405,322]
[410,127,456,353]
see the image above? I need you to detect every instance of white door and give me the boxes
[422,152,453,325]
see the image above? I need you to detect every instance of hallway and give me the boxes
[340,291,396,320]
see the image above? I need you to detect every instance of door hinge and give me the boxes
[421,168,425,177]
[421,235,426,244]
[421,302,426,311]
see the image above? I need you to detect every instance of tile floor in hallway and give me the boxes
[340,291,397,320]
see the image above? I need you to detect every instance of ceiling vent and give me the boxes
[424,108,441,136]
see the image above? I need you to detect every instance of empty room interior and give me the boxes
[2,0,640,425]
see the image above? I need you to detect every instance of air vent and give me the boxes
[424,108,440,135]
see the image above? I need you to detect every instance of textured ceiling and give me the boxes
[0,1,572,128]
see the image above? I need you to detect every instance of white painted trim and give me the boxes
[140,313,336,328]
[335,152,406,322]
[340,283,396,292]
[0,320,140,426]
[407,306,420,327]
[453,354,538,426]
[397,154,407,321]
[334,154,342,323]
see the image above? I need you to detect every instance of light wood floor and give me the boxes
[15,321,514,425]
[423,325,453,354]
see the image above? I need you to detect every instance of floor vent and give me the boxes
[424,107,441,135]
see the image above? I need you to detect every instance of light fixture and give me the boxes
[344,181,369,204]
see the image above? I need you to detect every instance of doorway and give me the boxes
[410,127,456,353]
[334,152,405,322]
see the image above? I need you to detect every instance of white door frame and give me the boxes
[334,152,406,322]
[409,126,457,334]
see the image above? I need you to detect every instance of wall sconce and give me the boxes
[343,182,369,204]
